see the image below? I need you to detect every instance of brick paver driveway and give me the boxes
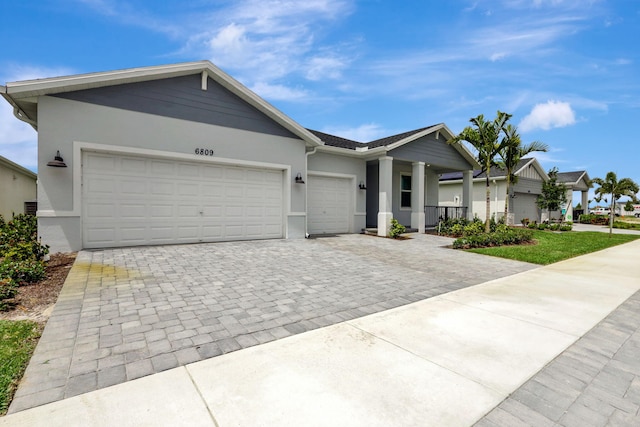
[11,233,535,413]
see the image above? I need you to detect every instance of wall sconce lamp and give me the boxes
[295,172,305,184]
[47,150,67,168]
[358,181,367,190]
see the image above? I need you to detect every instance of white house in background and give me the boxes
[439,157,548,225]
[556,171,591,222]
[1,60,479,252]
[0,155,37,219]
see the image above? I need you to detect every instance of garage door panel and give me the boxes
[83,152,284,248]
[307,175,351,235]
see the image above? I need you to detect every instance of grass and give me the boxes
[0,320,42,415]
[468,230,640,265]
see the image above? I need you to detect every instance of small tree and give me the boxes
[497,125,548,224]
[448,111,512,233]
[624,200,634,214]
[592,172,639,235]
[536,168,568,221]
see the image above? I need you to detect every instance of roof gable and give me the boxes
[1,61,323,146]
[54,74,297,139]
[440,157,548,182]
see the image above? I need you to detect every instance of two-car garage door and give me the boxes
[82,152,284,248]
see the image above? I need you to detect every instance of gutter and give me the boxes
[1,85,38,129]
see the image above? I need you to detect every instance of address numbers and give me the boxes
[195,148,214,156]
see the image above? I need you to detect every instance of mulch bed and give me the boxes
[0,253,76,323]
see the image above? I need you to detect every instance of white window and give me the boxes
[400,174,412,209]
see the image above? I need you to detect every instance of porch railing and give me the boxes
[425,206,468,227]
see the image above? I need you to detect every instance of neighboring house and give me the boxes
[556,171,591,222]
[1,61,478,252]
[0,155,37,219]
[439,157,549,225]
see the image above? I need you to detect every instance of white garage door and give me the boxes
[307,175,351,235]
[82,152,284,248]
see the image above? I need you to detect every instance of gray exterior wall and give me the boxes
[389,134,471,172]
[37,95,308,252]
[307,151,367,233]
[54,74,298,139]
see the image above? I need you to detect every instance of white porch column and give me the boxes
[425,169,439,207]
[565,190,574,222]
[582,191,589,215]
[462,170,473,220]
[411,162,425,231]
[377,156,394,237]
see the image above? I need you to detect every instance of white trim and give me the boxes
[288,212,307,217]
[36,210,78,218]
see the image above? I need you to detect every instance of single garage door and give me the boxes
[82,152,284,248]
[512,193,540,224]
[307,175,351,235]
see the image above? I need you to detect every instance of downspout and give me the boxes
[304,147,319,238]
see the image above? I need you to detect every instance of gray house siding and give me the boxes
[513,178,543,195]
[389,134,470,172]
[53,74,298,139]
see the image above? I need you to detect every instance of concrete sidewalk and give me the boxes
[2,239,639,426]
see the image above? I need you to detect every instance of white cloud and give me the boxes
[250,82,309,102]
[305,56,348,81]
[519,100,576,132]
[320,123,387,142]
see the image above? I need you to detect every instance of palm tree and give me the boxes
[448,111,512,233]
[497,125,548,224]
[591,172,639,235]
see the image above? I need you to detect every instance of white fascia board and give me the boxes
[4,61,212,98]
[440,175,506,185]
[3,60,323,147]
[314,144,371,158]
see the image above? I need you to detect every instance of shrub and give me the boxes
[0,259,46,286]
[0,278,17,311]
[527,222,538,229]
[0,214,49,261]
[521,218,530,226]
[389,218,406,238]
[453,228,533,249]
[463,221,484,236]
[578,214,608,225]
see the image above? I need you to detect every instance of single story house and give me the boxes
[439,157,548,225]
[1,60,479,252]
[0,155,37,219]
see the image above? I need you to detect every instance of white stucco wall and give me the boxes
[0,160,37,219]
[440,179,507,221]
[307,151,367,233]
[37,96,309,252]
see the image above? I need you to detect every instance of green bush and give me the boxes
[578,214,609,225]
[0,259,46,286]
[612,221,640,230]
[0,214,49,261]
[453,228,534,249]
[389,218,406,238]
[463,221,484,236]
[0,279,17,311]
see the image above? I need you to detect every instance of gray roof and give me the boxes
[557,171,587,184]
[307,125,439,150]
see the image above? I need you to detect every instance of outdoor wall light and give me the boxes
[47,150,67,168]
[295,172,305,184]
[359,181,367,190]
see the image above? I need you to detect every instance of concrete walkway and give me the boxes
[2,238,639,426]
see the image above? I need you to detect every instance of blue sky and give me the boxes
[1,0,638,202]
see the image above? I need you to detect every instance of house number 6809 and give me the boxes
[195,148,214,156]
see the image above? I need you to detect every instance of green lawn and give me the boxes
[468,230,640,265]
[0,320,42,415]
